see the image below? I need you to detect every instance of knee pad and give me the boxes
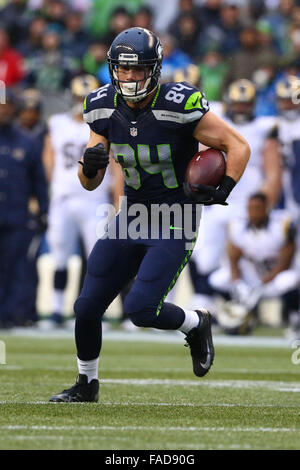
[123,291,157,327]
[74,296,101,322]
[129,307,157,328]
[54,269,67,290]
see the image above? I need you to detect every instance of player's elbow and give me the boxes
[240,136,251,163]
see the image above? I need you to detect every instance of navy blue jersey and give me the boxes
[83,82,209,205]
[0,124,48,227]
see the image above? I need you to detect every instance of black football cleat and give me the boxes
[184,309,215,377]
[49,374,99,403]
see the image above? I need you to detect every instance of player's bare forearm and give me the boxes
[193,111,250,183]
[109,156,124,210]
[78,161,106,191]
[260,138,282,208]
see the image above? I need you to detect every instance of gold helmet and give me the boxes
[276,75,300,100]
[173,64,200,87]
[71,74,99,99]
[276,75,300,120]
[225,79,256,123]
[70,75,99,116]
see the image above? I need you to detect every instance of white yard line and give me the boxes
[0,329,294,348]
[99,378,300,392]
[0,424,298,433]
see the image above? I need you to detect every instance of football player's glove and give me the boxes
[184,175,236,206]
[80,143,109,179]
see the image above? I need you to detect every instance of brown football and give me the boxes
[185,148,226,188]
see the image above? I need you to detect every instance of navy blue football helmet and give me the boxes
[107,27,163,103]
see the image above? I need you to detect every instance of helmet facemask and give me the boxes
[109,57,161,103]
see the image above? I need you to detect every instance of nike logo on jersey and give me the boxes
[192,96,200,107]
[170,225,183,230]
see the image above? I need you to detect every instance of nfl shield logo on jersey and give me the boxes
[130,127,138,137]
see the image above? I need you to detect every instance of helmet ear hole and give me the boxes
[107,27,163,102]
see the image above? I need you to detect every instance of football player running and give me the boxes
[49,28,250,402]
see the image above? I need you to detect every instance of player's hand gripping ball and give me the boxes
[184,148,235,205]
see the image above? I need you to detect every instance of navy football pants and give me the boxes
[74,215,197,360]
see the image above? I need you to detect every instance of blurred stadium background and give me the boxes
[1,0,300,335]
[1,0,300,452]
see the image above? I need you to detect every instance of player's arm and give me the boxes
[261,225,296,284]
[227,241,243,281]
[189,111,250,205]
[193,111,250,183]
[78,130,109,191]
[260,137,282,209]
[42,133,55,182]
[109,156,124,211]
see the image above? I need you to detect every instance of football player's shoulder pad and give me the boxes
[83,84,116,125]
[159,81,209,115]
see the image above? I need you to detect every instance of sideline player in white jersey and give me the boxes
[271,75,300,241]
[43,75,123,326]
[209,193,299,336]
[188,79,282,314]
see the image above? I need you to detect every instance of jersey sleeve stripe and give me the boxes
[83,108,115,124]
[152,109,203,124]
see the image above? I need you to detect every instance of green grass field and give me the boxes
[0,330,300,450]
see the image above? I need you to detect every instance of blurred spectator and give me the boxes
[87,0,141,38]
[199,0,222,27]
[102,6,132,46]
[61,10,91,58]
[262,0,295,53]
[225,23,260,85]
[280,21,300,67]
[24,26,79,93]
[159,33,193,83]
[17,15,46,57]
[219,1,242,55]
[198,0,242,57]
[43,0,68,31]
[169,13,201,61]
[16,88,48,147]
[82,41,110,85]
[144,0,179,33]
[0,0,31,47]
[198,45,229,101]
[292,3,300,24]
[0,26,24,86]
[248,0,267,20]
[253,55,280,116]
[256,18,279,53]
[168,0,203,37]
[0,91,48,328]
[132,5,154,30]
